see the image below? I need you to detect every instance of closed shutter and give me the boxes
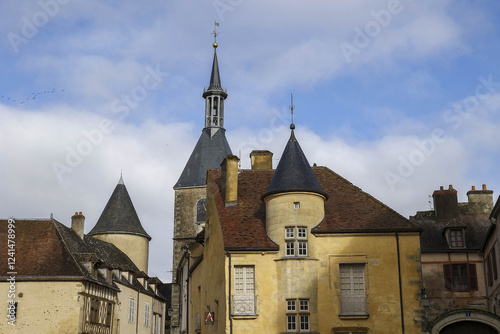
[469,264,478,291]
[443,264,452,290]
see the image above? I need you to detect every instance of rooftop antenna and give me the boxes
[289,93,295,130]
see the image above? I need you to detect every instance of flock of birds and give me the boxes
[1,88,65,105]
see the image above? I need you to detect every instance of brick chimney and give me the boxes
[467,184,494,215]
[221,155,240,206]
[250,150,273,170]
[433,185,459,221]
[71,212,85,239]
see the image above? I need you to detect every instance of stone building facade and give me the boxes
[410,185,500,333]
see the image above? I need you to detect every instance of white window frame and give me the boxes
[144,303,150,326]
[233,265,256,315]
[339,263,367,316]
[129,298,135,323]
[152,314,156,334]
[286,299,310,332]
[285,227,308,257]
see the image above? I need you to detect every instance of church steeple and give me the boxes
[174,38,232,189]
[202,40,228,136]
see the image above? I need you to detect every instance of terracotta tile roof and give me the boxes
[0,219,84,278]
[0,218,144,285]
[207,166,420,250]
[312,166,420,233]
[208,169,278,251]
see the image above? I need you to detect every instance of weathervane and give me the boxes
[289,93,295,130]
[212,21,220,48]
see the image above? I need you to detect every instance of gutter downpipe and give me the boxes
[396,232,405,334]
[228,251,233,334]
[136,289,140,334]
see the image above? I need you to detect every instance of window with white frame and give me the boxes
[152,314,156,334]
[158,315,162,334]
[285,227,308,257]
[144,303,150,326]
[128,298,135,323]
[233,266,256,315]
[286,299,310,332]
[339,263,367,316]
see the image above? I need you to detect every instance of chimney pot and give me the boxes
[472,186,476,191]
[71,212,85,239]
[221,155,240,206]
[483,184,487,191]
[250,150,273,170]
[440,186,444,191]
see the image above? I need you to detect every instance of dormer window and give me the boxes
[450,229,464,248]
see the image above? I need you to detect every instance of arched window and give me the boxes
[197,198,207,224]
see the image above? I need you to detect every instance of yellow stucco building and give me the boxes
[175,128,425,334]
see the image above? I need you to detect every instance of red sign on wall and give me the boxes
[204,312,215,325]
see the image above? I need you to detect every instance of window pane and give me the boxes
[300,315,309,331]
[298,228,307,239]
[287,242,295,256]
[299,300,309,311]
[298,242,308,256]
[286,228,295,239]
[287,315,296,331]
[287,300,296,311]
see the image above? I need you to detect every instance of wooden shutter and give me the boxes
[469,264,478,291]
[443,264,452,290]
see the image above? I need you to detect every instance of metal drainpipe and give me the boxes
[482,244,490,312]
[186,254,190,334]
[228,252,233,334]
[136,289,140,334]
[396,232,405,334]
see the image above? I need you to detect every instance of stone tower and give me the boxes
[262,125,328,323]
[88,175,151,273]
[170,41,232,331]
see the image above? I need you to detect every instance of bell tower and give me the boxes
[203,41,228,136]
[170,30,232,333]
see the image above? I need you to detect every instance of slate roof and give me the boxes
[89,176,151,240]
[207,166,420,251]
[410,210,491,252]
[263,130,327,200]
[174,128,232,188]
[203,50,226,96]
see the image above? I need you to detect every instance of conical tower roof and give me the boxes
[263,127,328,200]
[203,44,227,98]
[89,175,151,240]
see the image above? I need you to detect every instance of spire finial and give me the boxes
[118,171,124,185]
[212,22,220,50]
[289,93,295,130]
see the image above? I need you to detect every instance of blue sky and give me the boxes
[1,0,500,281]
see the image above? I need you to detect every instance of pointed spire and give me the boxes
[263,127,328,200]
[89,176,151,240]
[208,50,223,91]
[118,172,124,185]
[203,30,228,133]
